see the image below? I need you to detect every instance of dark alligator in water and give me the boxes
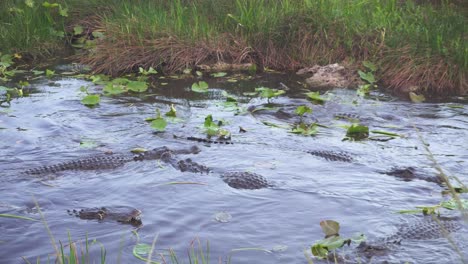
[176,135,354,162]
[67,206,142,227]
[380,167,444,186]
[23,146,201,175]
[158,150,271,190]
[353,216,464,261]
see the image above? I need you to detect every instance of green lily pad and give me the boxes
[320,220,340,237]
[295,105,312,116]
[305,91,326,104]
[191,81,209,93]
[346,123,369,140]
[81,94,100,106]
[150,118,167,132]
[409,92,425,103]
[103,83,126,95]
[127,81,148,93]
[211,72,227,78]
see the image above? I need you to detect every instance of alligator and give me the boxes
[23,146,201,175]
[157,150,271,190]
[380,167,443,186]
[176,135,354,163]
[54,63,92,74]
[353,216,464,261]
[67,206,142,227]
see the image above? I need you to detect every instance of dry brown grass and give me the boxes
[80,18,466,96]
[380,46,467,96]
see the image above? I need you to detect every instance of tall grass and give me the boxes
[0,0,466,94]
[0,0,69,56]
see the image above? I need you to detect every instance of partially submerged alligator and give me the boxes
[354,216,464,261]
[67,206,142,227]
[179,136,354,162]
[23,146,201,175]
[380,166,444,186]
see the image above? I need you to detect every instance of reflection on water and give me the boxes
[0,75,467,263]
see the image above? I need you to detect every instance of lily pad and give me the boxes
[409,92,425,103]
[191,81,209,93]
[211,72,227,78]
[127,81,148,93]
[81,94,100,106]
[305,91,326,104]
[320,220,340,237]
[150,118,167,132]
[295,105,312,116]
[345,124,369,140]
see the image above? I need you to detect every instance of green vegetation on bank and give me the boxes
[0,0,466,94]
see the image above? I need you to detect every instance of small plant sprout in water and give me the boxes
[146,109,167,132]
[295,105,312,122]
[203,114,230,139]
[344,123,369,141]
[311,220,366,259]
[291,123,318,136]
[80,86,100,107]
[255,86,285,103]
[357,61,378,97]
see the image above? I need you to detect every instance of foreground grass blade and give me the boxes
[0,213,37,221]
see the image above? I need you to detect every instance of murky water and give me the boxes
[0,72,467,263]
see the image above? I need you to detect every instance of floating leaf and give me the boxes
[45,69,55,78]
[31,70,44,75]
[409,92,425,103]
[211,72,227,78]
[139,67,157,75]
[320,220,340,237]
[345,124,369,140]
[132,243,159,264]
[357,84,372,97]
[446,104,463,109]
[131,148,147,154]
[79,140,98,149]
[221,91,237,102]
[81,94,100,106]
[150,118,167,132]
[191,81,209,93]
[195,71,203,77]
[255,87,285,100]
[291,123,318,136]
[305,92,326,105]
[311,236,350,259]
[295,105,312,116]
[165,104,177,117]
[127,81,148,93]
[103,83,125,95]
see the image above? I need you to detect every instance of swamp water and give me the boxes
[0,72,467,263]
